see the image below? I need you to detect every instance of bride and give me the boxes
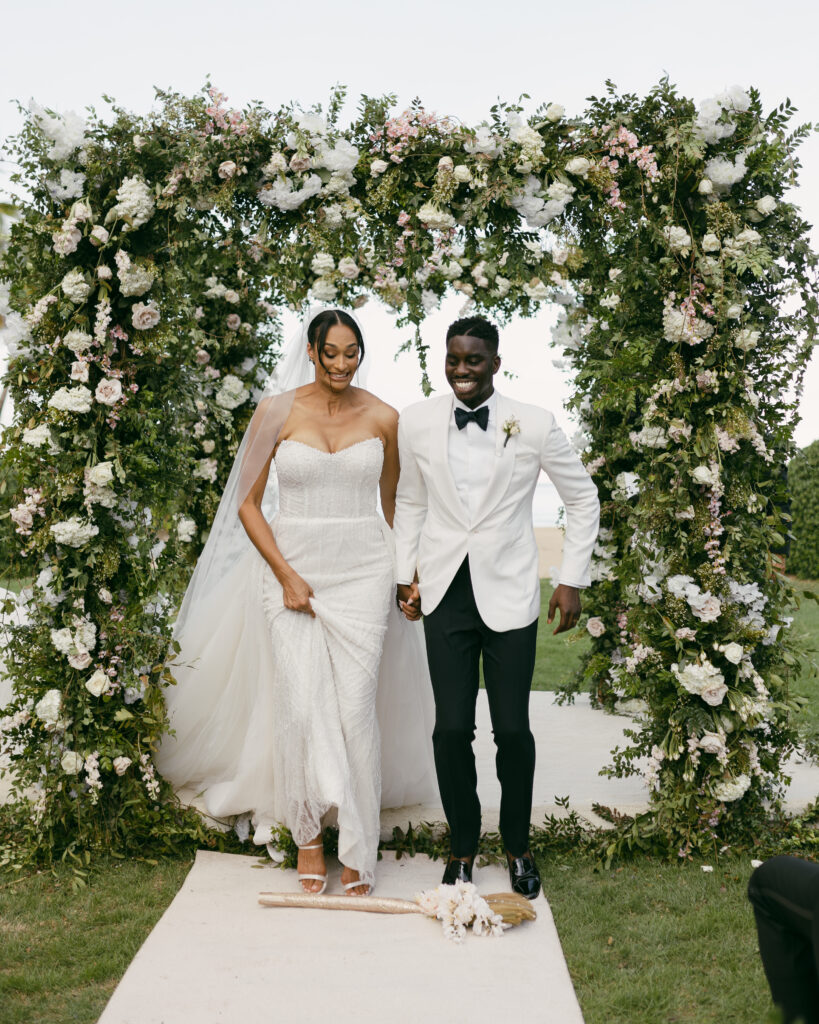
[156,308,437,896]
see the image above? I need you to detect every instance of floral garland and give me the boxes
[0,80,815,863]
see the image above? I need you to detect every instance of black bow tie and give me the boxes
[454,405,490,431]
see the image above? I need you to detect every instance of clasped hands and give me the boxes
[397,581,582,634]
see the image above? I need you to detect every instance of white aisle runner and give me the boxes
[98,850,584,1024]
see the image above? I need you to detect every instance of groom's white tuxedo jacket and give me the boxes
[394,391,600,633]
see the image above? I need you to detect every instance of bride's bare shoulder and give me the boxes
[353,387,398,423]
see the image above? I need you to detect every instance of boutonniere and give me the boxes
[502,416,521,448]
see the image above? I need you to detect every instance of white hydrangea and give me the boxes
[22,423,52,447]
[115,251,155,297]
[108,176,155,230]
[193,458,218,483]
[463,126,501,158]
[34,689,62,726]
[756,195,776,216]
[630,425,669,449]
[61,269,91,304]
[713,774,751,802]
[662,301,714,346]
[418,203,457,230]
[704,153,747,190]
[662,225,692,254]
[29,100,87,160]
[177,517,197,542]
[315,139,360,175]
[46,169,86,201]
[62,329,93,356]
[311,252,335,276]
[509,175,574,229]
[0,281,32,357]
[48,385,93,413]
[258,173,322,212]
[311,279,337,302]
[215,374,249,410]
[50,516,99,547]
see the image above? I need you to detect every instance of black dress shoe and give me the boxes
[441,857,474,885]
[508,853,541,900]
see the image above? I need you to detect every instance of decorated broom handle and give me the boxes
[258,893,422,914]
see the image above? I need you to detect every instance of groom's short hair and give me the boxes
[446,316,499,354]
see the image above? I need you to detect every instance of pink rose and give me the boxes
[95,378,123,406]
[131,302,160,331]
[195,348,211,364]
[586,617,606,638]
[226,314,241,331]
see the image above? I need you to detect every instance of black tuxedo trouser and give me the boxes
[422,557,538,857]
[748,855,819,1023]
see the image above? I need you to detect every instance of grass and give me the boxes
[0,853,781,1024]
[1,578,816,1023]
[0,859,192,1024]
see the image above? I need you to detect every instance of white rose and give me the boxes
[218,160,238,179]
[692,464,717,486]
[698,732,726,755]
[662,225,692,254]
[70,360,89,383]
[701,233,721,252]
[90,225,109,247]
[113,756,132,776]
[735,228,761,247]
[35,689,62,726]
[131,301,160,330]
[726,303,743,319]
[453,164,472,183]
[97,265,112,280]
[98,588,112,604]
[437,156,454,172]
[755,195,776,216]
[721,642,744,664]
[698,178,713,195]
[95,378,123,406]
[586,617,606,638]
[223,289,240,304]
[85,669,108,697]
[87,461,114,487]
[337,257,360,280]
[565,157,591,177]
[689,592,722,623]
[545,103,565,121]
[735,328,760,352]
[61,750,84,774]
[202,439,215,454]
[370,159,389,177]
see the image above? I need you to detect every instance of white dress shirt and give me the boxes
[448,391,497,522]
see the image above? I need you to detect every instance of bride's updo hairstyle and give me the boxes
[307,309,365,371]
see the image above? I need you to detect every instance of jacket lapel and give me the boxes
[429,393,470,524]
[472,392,517,526]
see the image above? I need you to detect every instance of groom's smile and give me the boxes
[445,333,501,409]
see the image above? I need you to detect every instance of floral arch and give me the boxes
[0,80,816,864]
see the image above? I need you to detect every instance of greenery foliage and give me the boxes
[789,439,819,579]
[0,79,816,866]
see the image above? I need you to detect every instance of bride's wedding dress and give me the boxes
[157,430,437,888]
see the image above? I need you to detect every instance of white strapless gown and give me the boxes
[157,437,437,888]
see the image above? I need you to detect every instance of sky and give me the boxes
[2,0,818,442]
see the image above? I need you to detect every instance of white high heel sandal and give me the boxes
[297,843,327,895]
[342,875,372,897]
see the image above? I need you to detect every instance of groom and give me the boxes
[393,316,600,899]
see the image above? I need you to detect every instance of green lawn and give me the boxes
[1,578,816,1023]
[0,853,780,1024]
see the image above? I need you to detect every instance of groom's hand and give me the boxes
[547,584,581,634]
[397,583,422,621]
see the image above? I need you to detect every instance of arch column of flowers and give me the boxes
[0,80,815,864]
